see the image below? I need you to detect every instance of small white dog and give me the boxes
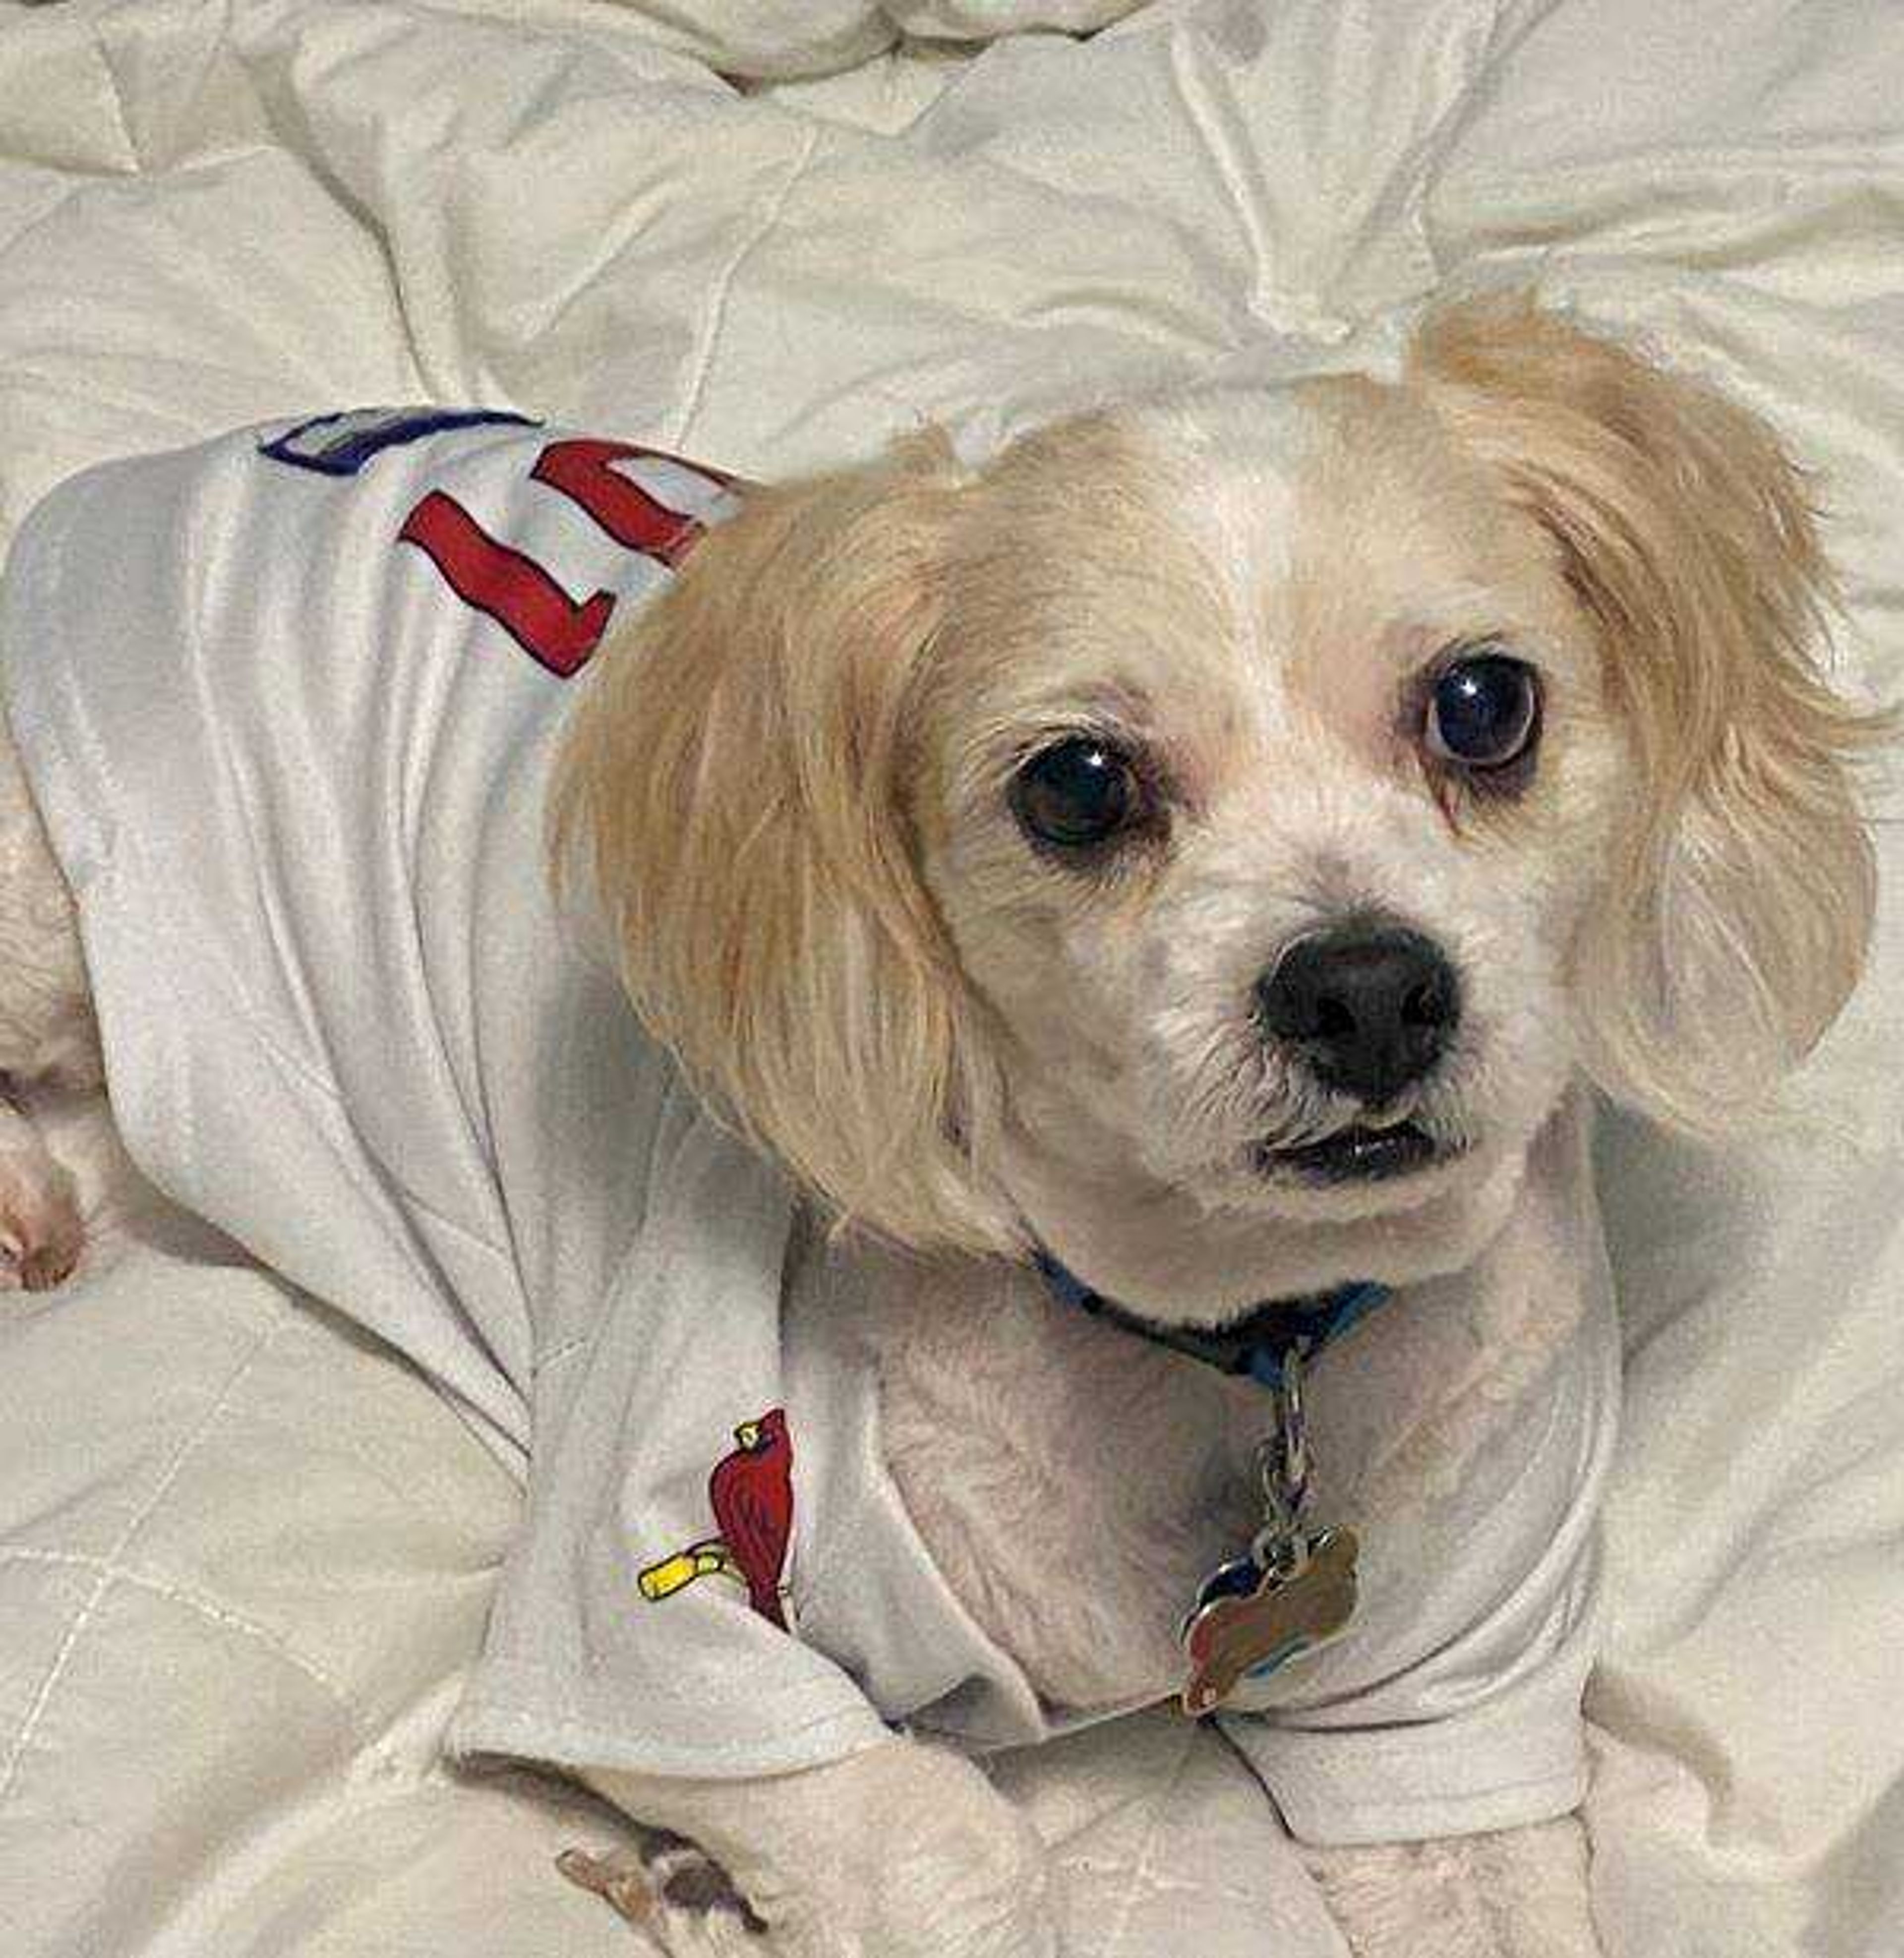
[0,297,1879,1958]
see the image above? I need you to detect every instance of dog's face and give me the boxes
[907,380,1619,1304]
[557,299,1878,1319]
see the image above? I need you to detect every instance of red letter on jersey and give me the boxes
[397,490,615,678]
[530,439,709,569]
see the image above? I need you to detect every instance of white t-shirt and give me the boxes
[0,411,1617,1840]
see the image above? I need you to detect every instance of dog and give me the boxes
[0,297,1878,1958]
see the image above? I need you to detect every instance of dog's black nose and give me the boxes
[1255,924,1460,1106]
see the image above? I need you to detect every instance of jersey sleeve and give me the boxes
[447,1090,893,1779]
[1218,1564,1601,1845]
[1217,1289,1619,1847]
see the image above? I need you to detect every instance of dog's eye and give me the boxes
[1010,737,1143,850]
[1425,654,1540,771]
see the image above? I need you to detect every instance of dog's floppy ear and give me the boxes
[551,433,1014,1254]
[1413,296,1885,1129]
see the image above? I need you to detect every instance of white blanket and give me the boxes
[1,3,1901,1955]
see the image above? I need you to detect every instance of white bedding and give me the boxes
[0,2,1901,1954]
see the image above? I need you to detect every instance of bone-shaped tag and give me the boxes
[1180,1525,1359,1717]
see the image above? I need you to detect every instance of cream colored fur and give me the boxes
[1,298,1882,1957]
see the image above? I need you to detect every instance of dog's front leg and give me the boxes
[584,1731,1058,1958]
[0,1090,82,1290]
[1302,1814,1602,1958]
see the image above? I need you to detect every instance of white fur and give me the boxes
[1,298,1883,1957]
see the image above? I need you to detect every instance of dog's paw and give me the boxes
[1304,1816,1603,1958]
[0,1151,82,1293]
[586,1737,1059,1958]
[558,1838,766,1955]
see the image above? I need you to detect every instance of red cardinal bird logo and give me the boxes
[637,1409,795,1629]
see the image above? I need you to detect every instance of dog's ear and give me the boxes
[1413,295,1885,1129]
[551,433,1015,1254]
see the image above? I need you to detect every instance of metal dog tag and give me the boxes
[1180,1524,1359,1716]
[1179,1345,1359,1716]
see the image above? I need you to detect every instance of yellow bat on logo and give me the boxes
[638,1538,739,1602]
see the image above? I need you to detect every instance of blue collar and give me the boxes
[1032,1249,1391,1391]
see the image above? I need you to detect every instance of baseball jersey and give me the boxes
[0,412,1616,1839]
